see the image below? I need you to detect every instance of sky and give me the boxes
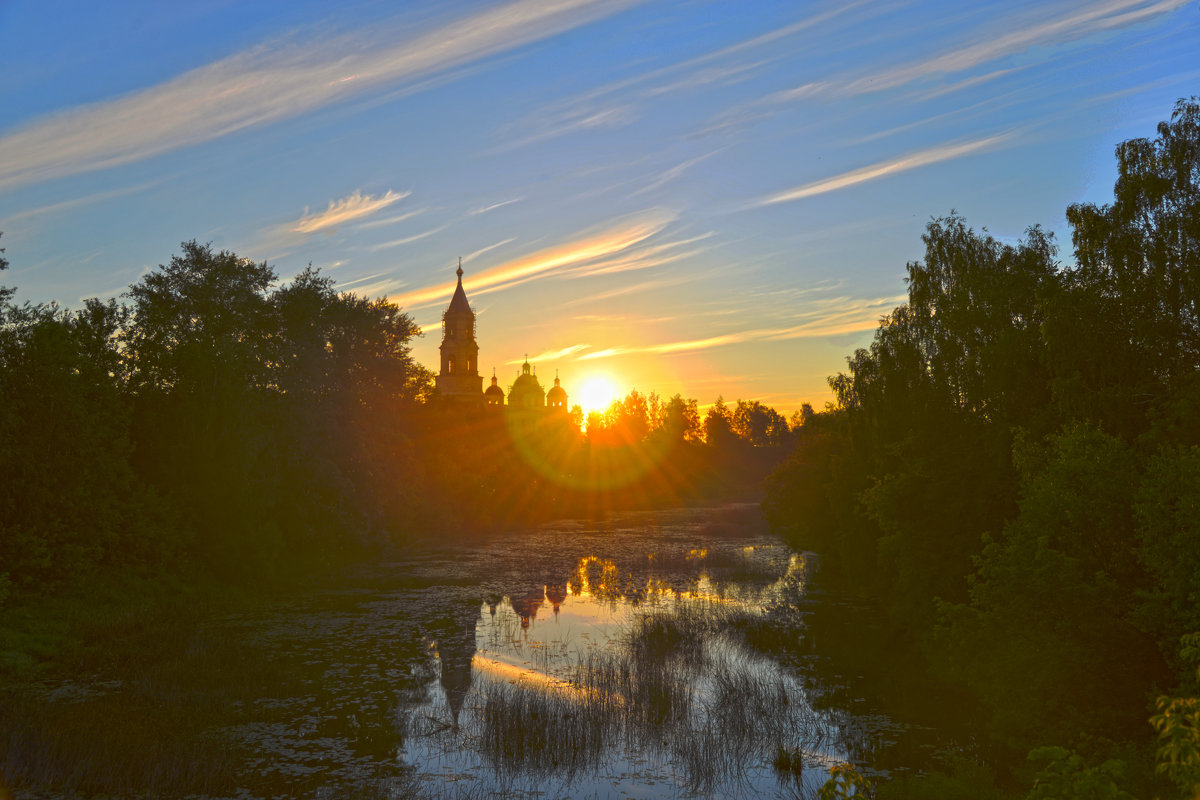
[0,0,1196,412]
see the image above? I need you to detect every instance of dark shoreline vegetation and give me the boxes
[1,97,1198,798]
[766,97,1200,799]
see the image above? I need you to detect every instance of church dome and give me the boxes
[508,358,545,409]
[484,369,505,405]
[546,373,567,410]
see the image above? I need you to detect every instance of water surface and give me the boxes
[16,504,946,799]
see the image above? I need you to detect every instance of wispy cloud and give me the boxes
[761,82,828,106]
[704,0,1187,136]
[755,133,1014,206]
[498,2,868,150]
[0,0,643,192]
[631,151,723,196]
[367,223,450,251]
[557,231,715,278]
[906,66,1028,102]
[290,189,408,234]
[462,237,517,264]
[506,344,590,364]
[644,60,767,97]
[577,294,905,360]
[562,276,684,306]
[0,179,160,226]
[498,105,639,151]
[390,208,675,310]
[469,197,525,215]
[353,207,426,230]
[335,271,389,290]
[249,188,411,258]
[840,0,1190,96]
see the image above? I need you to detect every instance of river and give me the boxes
[9,503,954,799]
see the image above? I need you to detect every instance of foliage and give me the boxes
[655,393,702,443]
[1134,453,1200,652]
[731,399,790,447]
[704,395,735,446]
[1150,634,1200,799]
[123,240,277,397]
[817,762,875,799]
[1050,98,1200,438]
[874,758,1012,800]
[0,299,172,599]
[0,238,435,605]
[2,231,791,611]
[764,97,1200,791]
[1025,747,1135,800]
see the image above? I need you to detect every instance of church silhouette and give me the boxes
[435,262,569,413]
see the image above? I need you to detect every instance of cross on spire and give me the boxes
[456,257,463,279]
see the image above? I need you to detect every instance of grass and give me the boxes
[450,596,838,796]
[0,570,433,799]
[0,626,277,796]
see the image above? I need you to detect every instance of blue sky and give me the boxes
[1,0,1196,411]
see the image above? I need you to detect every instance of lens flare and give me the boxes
[578,376,616,415]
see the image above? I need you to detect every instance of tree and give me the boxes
[0,232,12,305]
[122,242,282,576]
[763,409,840,557]
[1050,97,1200,438]
[124,240,276,399]
[732,399,789,446]
[703,396,734,447]
[907,216,1057,427]
[603,389,651,445]
[788,402,815,432]
[0,297,168,600]
[1150,634,1200,800]
[937,426,1164,748]
[655,393,701,443]
[1135,451,1200,665]
[274,265,428,411]
[1025,747,1134,800]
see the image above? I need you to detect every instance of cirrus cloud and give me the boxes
[291,190,409,234]
[754,133,1014,206]
[0,0,644,193]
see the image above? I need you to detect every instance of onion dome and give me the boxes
[546,370,567,410]
[545,583,567,616]
[484,368,505,405]
[508,357,545,409]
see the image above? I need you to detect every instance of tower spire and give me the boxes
[436,257,482,406]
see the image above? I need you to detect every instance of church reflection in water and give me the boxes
[421,539,810,742]
[395,528,862,798]
[424,597,480,728]
[427,580,574,728]
[427,559,615,732]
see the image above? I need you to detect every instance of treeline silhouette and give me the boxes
[0,241,797,609]
[764,97,1200,796]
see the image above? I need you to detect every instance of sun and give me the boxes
[578,375,616,415]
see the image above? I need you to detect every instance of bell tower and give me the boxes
[435,260,483,405]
